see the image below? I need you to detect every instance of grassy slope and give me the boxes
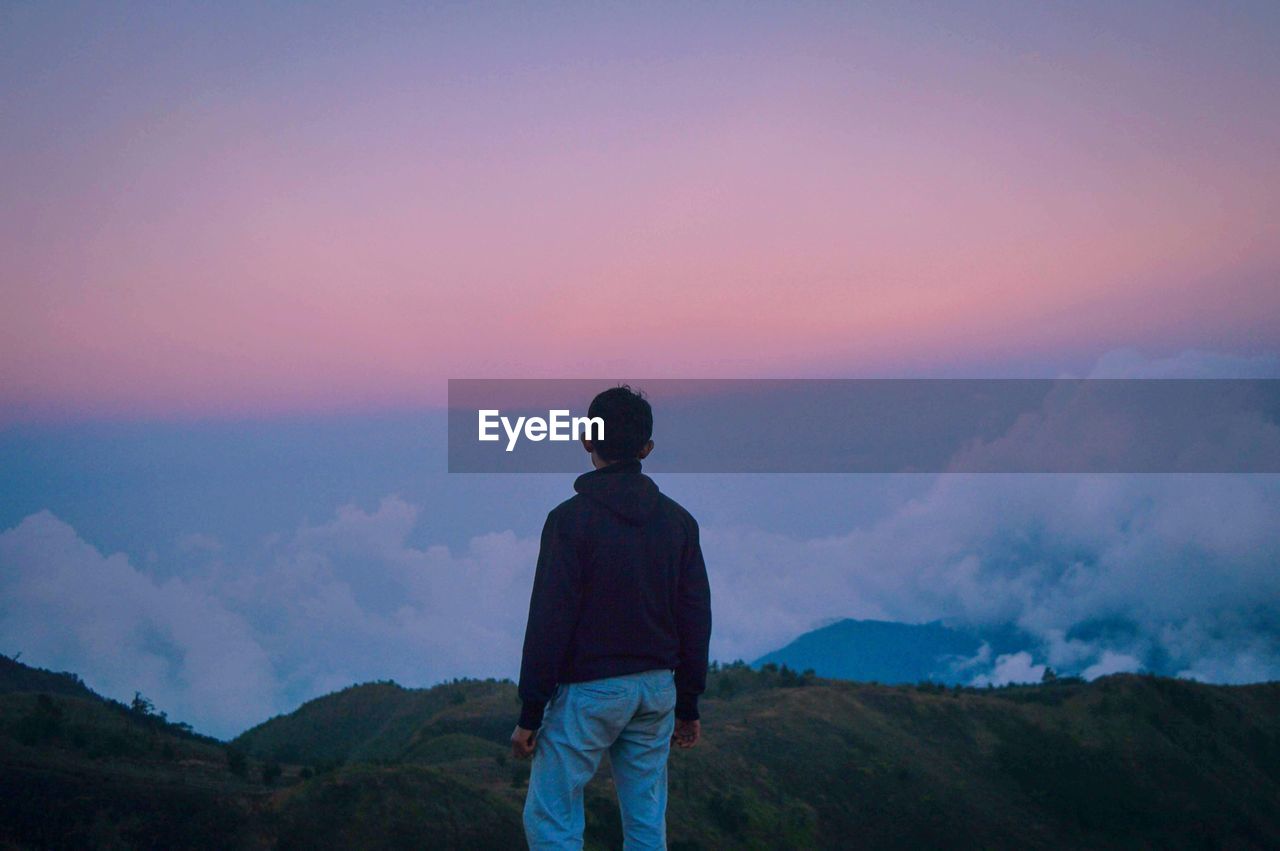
[234,678,517,765]
[3,657,1279,849]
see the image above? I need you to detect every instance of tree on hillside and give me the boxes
[130,691,167,722]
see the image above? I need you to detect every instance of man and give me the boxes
[512,385,713,850]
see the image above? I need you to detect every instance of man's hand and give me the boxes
[511,725,537,759]
[672,718,700,749]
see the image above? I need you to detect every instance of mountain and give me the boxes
[4,653,1279,849]
[0,657,522,849]
[0,655,260,848]
[753,618,1033,684]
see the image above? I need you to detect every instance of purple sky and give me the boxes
[3,2,1279,420]
[2,3,1278,737]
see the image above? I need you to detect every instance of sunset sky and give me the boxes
[3,1,1278,420]
[2,3,1279,738]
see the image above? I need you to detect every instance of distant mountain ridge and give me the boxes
[754,618,1034,684]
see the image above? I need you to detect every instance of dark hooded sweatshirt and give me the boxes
[517,459,712,730]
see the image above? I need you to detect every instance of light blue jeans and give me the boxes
[524,668,678,850]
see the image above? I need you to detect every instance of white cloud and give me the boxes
[0,512,277,736]
[970,651,1046,686]
[0,500,542,738]
[1082,650,1141,680]
[699,473,1280,682]
[211,496,540,718]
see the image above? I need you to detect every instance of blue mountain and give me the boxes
[753,618,1033,684]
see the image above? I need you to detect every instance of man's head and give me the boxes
[583,385,654,466]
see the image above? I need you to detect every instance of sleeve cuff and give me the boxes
[518,700,546,730]
[675,692,700,721]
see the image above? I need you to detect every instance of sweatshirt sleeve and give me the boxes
[517,508,582,730]
[674,517,712,721]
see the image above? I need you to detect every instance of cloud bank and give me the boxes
[705,473,1280,686]
[3,470,1277,737]
[0,500,538,738]
[2,350,1277,736]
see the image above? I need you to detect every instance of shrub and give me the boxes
[226,746,248,778]
[262,761,283,785]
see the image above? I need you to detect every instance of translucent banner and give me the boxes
[447,379,1280,473]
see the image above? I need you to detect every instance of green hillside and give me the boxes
[234,677,517,766]
[3,655,1279,849]
[0,654,103,700]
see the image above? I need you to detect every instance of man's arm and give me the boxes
[674,517,712,723]
[516,508,582,732]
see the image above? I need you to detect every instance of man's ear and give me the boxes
[637,440,654,460]
[581,437,594,454]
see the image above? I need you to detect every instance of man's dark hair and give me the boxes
[587,385,653,461]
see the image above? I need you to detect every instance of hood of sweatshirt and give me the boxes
[573,458,660,525]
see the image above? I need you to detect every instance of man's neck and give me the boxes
[591,455,639,471]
